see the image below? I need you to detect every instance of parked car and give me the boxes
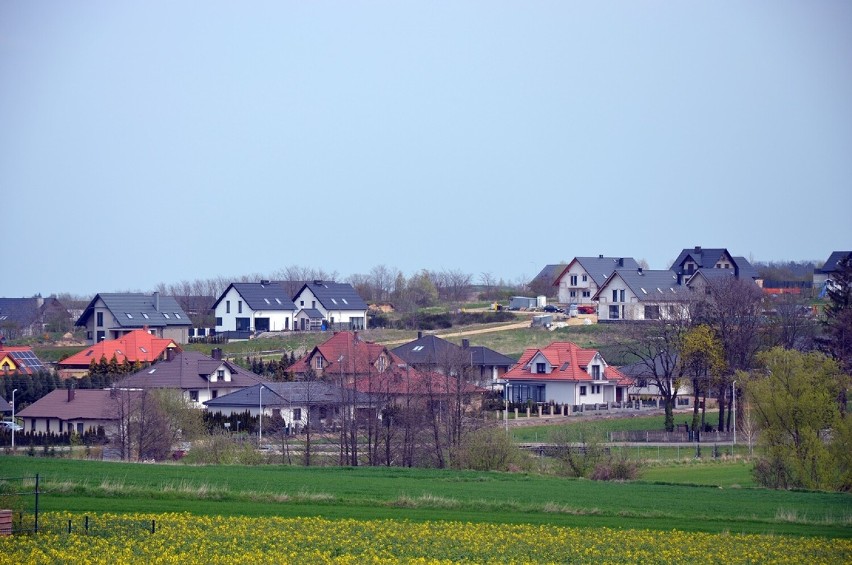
[542,305,563,313]
[0,421,23,432]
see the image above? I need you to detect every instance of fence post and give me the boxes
[68,520,72,534]
[85,515,89,535]
[34,474,39,534]
[151,519,156,534]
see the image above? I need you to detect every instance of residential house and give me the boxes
[618,356,691,403]
[553,256,639,305]
[0,396,12,416]
[76,292,192,345]
[289,331,402,381]
[204,381,375,432]
[528,264,567,297]
[115,348,264,408]
[391,333,515,388]
[0,296,71,339]
[593,268,686,321]
[16,388,139,435]
[57,328,180,379]
[669,246,760,285]
[292,281,368,331]
[814,251,852,296]
[502,341,633,405]
[213,282,296,336]
[0,344,48,375]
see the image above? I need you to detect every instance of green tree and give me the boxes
[681,325,726,432]
[743,348,850,491]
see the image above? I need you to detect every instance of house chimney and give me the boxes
[68,387,75,402]
[154,291,160,312]
[618,258,624,267]
[694,246,701,253]
[462,339,469,349]
[638,267,643,275]
[212,347,222,360]
[166,348,175,362]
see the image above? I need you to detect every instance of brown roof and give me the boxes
[116,351,263,391]
[17,389,138,421]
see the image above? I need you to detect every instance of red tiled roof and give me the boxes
[59,329,180,368]
[291,331,406,376]
[504,341,632,385]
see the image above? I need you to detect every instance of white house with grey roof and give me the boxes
[553,256,639,305]
[213,282,296,335]
[292,280,368,331]
[76,292,192,345]
[593,268,688,321]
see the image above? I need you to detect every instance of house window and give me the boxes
[570,275,578,285]
[96,312,104,327]
[312,300,316,308]
[212,390,218,399]
[644,305,661,319]
[226,301,231,314]
[569,291,576,298]
[535,362,546,374]
[592,365,601,379]
[582,274,588,282]
[217,369,225,379]
[608,305,619,320]
[612,290,618,302]
[300,300,304,306]
[637,378,649,388]
[580,386,587,396]
[189,390,199,402]
[216,317,223,326]
[293,408,302,422]
[76,422,84,434]
[592,385,601,394]
[96,330,105,342]
[619,290,625,302]
[582,291,591,298]
[238,301,243,314]
[315,356,324,369]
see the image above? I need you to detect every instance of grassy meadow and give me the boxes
[1,458,849,539]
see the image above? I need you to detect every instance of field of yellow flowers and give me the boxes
[2,512,850,564]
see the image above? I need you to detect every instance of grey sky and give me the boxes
[2,2,850,297]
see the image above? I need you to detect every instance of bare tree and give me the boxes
[764,293,818,351]
[694,277,764,431]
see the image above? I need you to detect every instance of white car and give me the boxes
[0,421,23,432]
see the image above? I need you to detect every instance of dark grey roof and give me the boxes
[467,346,516,368]
[295,281,368,311]
[297,308,324,319]
[116,351,263,390]
[212,283,296,311]
[0,297,68,328]
[204,381,372,409]
[594,269,684,302]
[392,335,459,366]
[392,335,515,369]
[0,397,11,413]
[821,251,852,273]
[76,293,191,328]
[531,264,565,285]
[732,257,759,280]
[571,257,639,286]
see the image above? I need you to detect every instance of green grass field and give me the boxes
[1,458,848,539]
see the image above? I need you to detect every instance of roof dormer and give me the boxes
[527,352,551,374]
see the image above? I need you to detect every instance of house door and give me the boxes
[255,318,270,332]
[616,388,623,402]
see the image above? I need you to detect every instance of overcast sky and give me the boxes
[2,1,850,297]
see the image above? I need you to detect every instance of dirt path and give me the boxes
[382,321,532,346]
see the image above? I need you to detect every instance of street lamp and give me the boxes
[11,388,18,451]
[258,385,266,447]
[732,380,737,446]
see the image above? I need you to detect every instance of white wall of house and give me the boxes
[22,417,111,435]
[595,275,636,320]
[214,287,293,333]
[557,264,597,305]
[293,288,366,330]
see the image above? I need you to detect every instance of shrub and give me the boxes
[591,455,642,481]
[450,427,532,472]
